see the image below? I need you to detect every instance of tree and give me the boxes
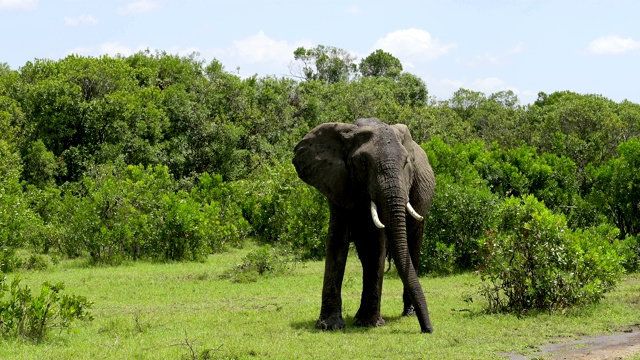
[528,91,625,172]
[359,49,403,79]
[588,138,640,238]
[291,45,357,84]
[445,89,526,148]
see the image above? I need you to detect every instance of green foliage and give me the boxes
[421,138,496,274]
[422,136,485,185]
[51,163,246,264]
[1,50,640,274]
[478,195,623,313]
[446,89,525,148]
[617,235,640,272]
[529,91,626,171]
[474,144,579,212]
[0,277,92,342]
[587,138,640,239]
[221,245,296,283]
[359,49,403,79]
[20,140,63,188]
[189,172,250,251]
[241,164,329,260]
[422,175,499,274]
[0,138,40,267]
[293,45,357,84]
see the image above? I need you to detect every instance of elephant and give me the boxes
[292,117,435,333]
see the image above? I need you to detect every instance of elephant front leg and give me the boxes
[353,227,386,328]
[317,207,349,331]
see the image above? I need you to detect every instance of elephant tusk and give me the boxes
[370,201,385,229]
[406,202,424,221]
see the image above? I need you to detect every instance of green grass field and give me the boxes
[1,246,639,360]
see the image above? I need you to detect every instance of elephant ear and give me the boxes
[293,122,359,208]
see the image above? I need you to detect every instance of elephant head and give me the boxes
[293,117,434,333]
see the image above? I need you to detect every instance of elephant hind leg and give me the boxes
[402,303,416,317]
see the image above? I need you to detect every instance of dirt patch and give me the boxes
[505,325,640,360]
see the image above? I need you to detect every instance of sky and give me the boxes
[1,0,639,104]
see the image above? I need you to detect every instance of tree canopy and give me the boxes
[0,48,638,279]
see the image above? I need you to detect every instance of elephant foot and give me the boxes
[402,304,415,317]
[353,314,386,328]
[316,314,345,331]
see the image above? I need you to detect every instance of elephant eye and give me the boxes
[350,154,368,181]
[356,159,367,176]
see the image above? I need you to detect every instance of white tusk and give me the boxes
[370,201,385,229]
[406,202,424,221]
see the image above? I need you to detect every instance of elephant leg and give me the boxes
[317,205,349,331]
[353,224,386,327]
[402,218,424,316]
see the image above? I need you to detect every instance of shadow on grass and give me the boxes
[290,314,412,333]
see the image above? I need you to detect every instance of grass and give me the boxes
[0,245,639,359]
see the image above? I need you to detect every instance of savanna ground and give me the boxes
[1,245,638,360]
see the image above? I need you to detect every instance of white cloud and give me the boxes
[210,31,311,71]
[440,79,464,89]
[372,28,457,62]
[473,77,512,93]
[510,42,525,54]
[64,15,98,26]
[346,6,363,14]
[116,0,160,15]
[474,52,500,65]
[588,35,640,55]
[0,0,37,11]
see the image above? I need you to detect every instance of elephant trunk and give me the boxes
[380,186,434,334]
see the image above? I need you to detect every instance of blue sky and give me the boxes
[1,0,639,104]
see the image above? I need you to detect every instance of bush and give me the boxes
[421,139,499,274]
[0,277,92,342]
[478,195,623,313]
[221,245,296,283]
[55,162,249,263]
[153,191,209,262]
[587,138,640,239]
[473,144,579,213]
[189,172,250,251]
[421,175,499,274]
[241,163,329,260]
[618,235,640,272]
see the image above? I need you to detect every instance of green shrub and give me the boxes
[587,138,640,239]
[190,172,250,251]
[420,139,499,274]
[55,162,249,263]
[473,144,579,213]
[241,163,329,260]
[221,245,296,283]
[154,191,208,261]
[0,247,20,273]
[478,195,623,313]
[421,175,499,274]
[618,235,640,272]
[0,277,92,342]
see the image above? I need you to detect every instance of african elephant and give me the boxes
[292,117,435,333]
